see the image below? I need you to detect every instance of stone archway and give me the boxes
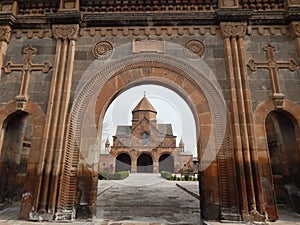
[265,110,300,212]
[0,101,45,219]
[254,99,300,220]
[0,112,33,204]
[137,153,153,173]
[115,153,132,172]
[57,53,234,220]
[159,154,174,173]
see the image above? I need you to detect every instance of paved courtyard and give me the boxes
[95,173,201,224]
[0,173,299,225]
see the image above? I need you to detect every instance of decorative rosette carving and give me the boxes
[92,41,113,59]
[184,40,205,58]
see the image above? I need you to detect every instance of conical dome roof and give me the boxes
[132,96,157,113]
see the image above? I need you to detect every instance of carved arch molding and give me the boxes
[57,53,231,219]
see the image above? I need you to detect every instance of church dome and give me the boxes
[132,96,157,114]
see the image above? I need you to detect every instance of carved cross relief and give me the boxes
[248,44,297,95]
[3,46,51,109]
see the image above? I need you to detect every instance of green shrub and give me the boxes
[184,174,189,181]
[161,171,173,180]
[110,171,129,180]
[98,171,109,180]
[98,171,129,180]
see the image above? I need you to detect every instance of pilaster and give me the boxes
[220,22,266,221]
[36,24,79,221]
[0,25,11,79]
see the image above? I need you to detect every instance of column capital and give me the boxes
[0,25,11,43]
[52,24,79,41]
[289,21,300,39]
[220,22,247,39]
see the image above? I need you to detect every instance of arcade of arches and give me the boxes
[114,153,175,174]
[0,0,300,223]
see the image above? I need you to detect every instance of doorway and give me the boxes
[115,153,132,172]
[137,153,153,173]
[266,110,300,212]
[0,112,33,205]
[159,154,174,173]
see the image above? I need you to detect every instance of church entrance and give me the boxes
[266,110,300,213]
[159,154,174,173]
[115,153,132,172]
[0,112,33,205]
[137,154,153,173]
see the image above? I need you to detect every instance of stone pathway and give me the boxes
[95,173,201,224]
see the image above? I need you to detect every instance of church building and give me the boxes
[0,0,299,223]
[99,95,194,174]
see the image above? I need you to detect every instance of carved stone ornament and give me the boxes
[52,24,79,40]
[0,25,11,43]
[220,22,247,39]
[60,0,79,10]
[132,38,165,53]
[272,93,285,109]
[288,0,300,7]
[289,21,300,39]
[184,39,205,58]
[92,41,113,59]
[219,0,239,8]
[15,95,28,110]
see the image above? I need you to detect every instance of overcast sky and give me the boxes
[101,84,197,156]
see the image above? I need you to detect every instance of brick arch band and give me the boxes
[57,53,227,214]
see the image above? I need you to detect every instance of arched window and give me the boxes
[142,132,148,145]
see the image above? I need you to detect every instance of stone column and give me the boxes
[153,160,159,173]
[290,21,300,65]
[37,24,79,218]
[0,25,11,79]
[220,22,265,221]
[131,153,137,173]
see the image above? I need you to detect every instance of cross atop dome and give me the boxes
[132,94,157,114]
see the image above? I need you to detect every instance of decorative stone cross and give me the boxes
[247,44,297,94]
[3,46,51,109]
